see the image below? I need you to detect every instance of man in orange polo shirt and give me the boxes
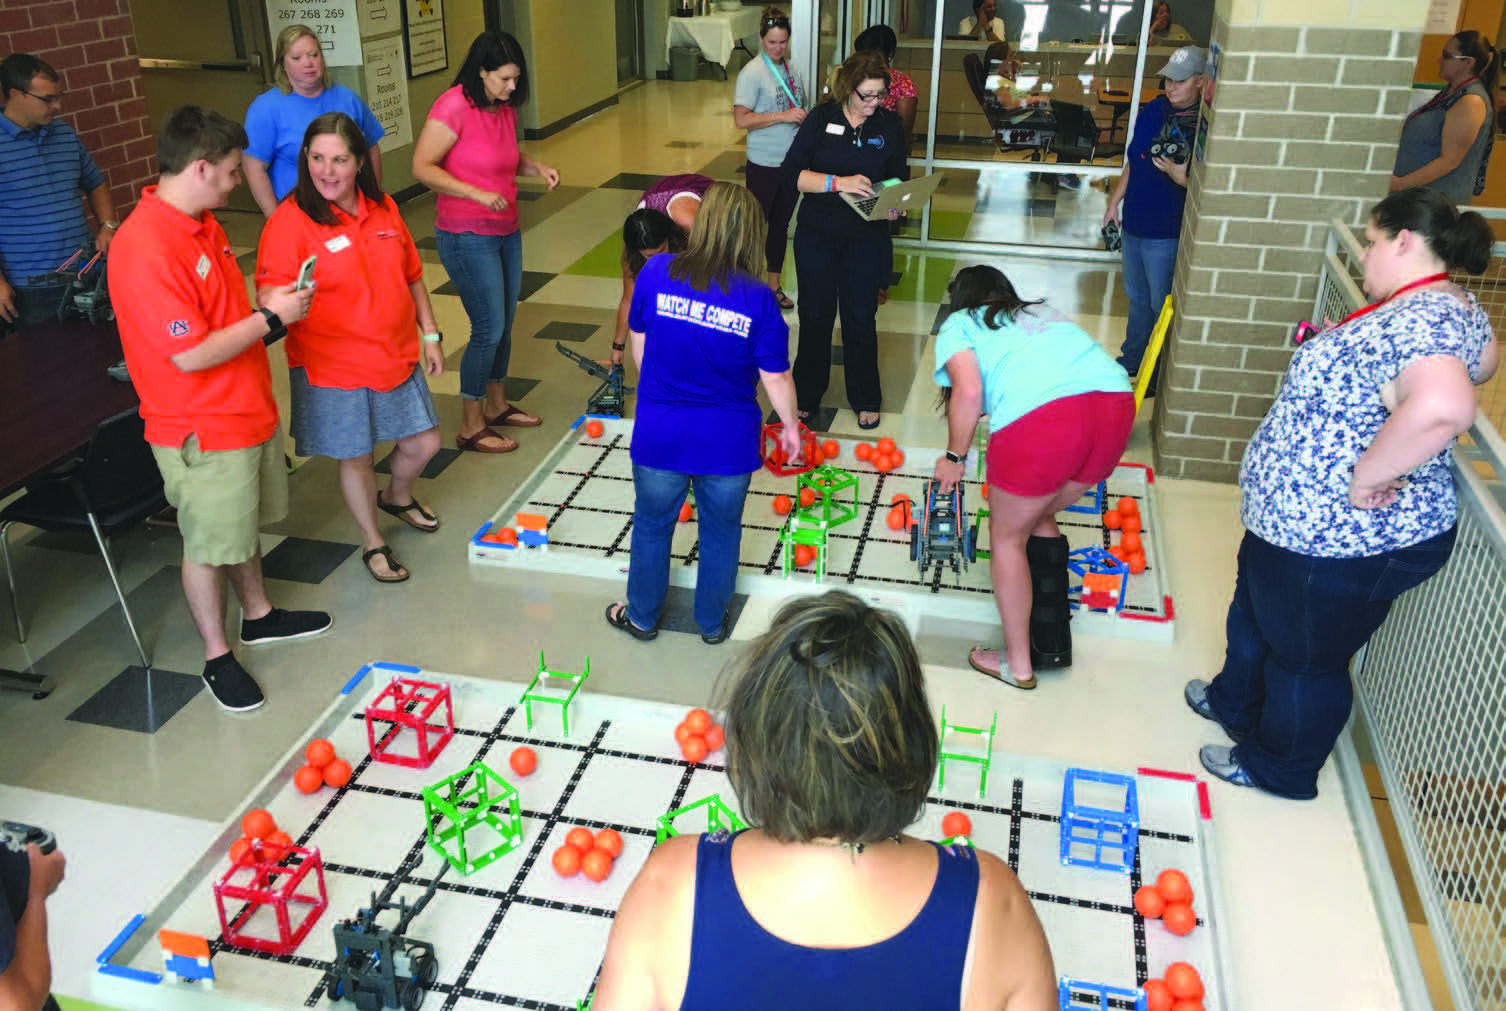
[110,105,330,713]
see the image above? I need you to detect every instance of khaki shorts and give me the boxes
[152,434,288,566]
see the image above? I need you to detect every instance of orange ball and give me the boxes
[807,447,824,466]
[854,443,872,461]
[822,440,839,458]
[582,847,614,882]
[1117,496,1139,516]
[1164,962,1204,1000]
[1103,509,1123,530]
[674,721,694,745]
[1134,885,1166,918]
[509,746,537,776]
[322,758,352,789]
[681,735,709,763]
[1127,552,1147,574]
[703,724,725,751]
[1155,868,1193,905]
[794,544,815,567]
[1143,979,1174,1011]
[873,455,893,473]
[263,830,293,863]
[496,527,518,545]
[594,828,624,859]
[770,446,787,464]
[586,419,604,438]
[941,811,972,838]
[305,739,336,768]
[1108,545,1130,562]
[241,809,276,841]
[1121,514,1142,535]
[294,764,324,794]
[678,502,693,523]
[1169,1001,1204,1011]
[686,708,712,734]
[567,826,595,852]
[1162,902,1197,936]
[876,437,896,454]
[890,450,905,467]
[772,494,793,515]
[229,837,256,866]
[552,844,584,877]
[799,487,817,508]
[1120,531,1143,554]
[886,507,906,530]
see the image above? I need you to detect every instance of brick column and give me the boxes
[1153,12,1429,482]
[0,0,156,216]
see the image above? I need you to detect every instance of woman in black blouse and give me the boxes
[781,50,909,430]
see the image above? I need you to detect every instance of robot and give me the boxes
[322,858,448,1011]
[910,478,977,581]
[554,342,631,417]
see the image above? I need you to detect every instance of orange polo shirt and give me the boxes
[255,191,425,392]
[109,186,278,451]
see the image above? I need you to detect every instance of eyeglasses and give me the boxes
[763,16,790,29]
[1442,50,1473,60]
[23,90,64,106]
[855,89,889,102]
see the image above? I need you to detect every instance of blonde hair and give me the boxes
[273,25,331,94]
[667,182,766,292]
[829,50,890,106]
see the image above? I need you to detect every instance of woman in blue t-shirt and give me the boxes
[1188,189,1499,800]
[932,266,1133,690]
[605,182,802,644]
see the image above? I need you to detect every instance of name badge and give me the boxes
[825,122,846,135]
[325,235,352,253]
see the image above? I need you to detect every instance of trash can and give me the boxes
[670,45,701,82]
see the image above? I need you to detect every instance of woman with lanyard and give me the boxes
[1186,188,1498,800]
[1392,29,1498,206]
[734,7,806,312]
[780,50,908,431]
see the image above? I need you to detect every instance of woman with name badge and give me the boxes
[256,113,444,585]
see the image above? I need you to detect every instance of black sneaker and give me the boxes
[202,652,265,712]
[240,607,333,645]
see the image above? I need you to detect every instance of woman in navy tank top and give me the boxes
[596,590,1056,1010]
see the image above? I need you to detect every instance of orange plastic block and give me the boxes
[158,929,211,959]
[515,512,548,531]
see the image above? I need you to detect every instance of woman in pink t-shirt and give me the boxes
[413,31,560,454]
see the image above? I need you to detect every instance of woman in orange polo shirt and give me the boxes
[255,112,445,584]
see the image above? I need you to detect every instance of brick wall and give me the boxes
[1152,21,1422,482]
[0,0,155,216]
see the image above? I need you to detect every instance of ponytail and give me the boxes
[1372,188,1494,275]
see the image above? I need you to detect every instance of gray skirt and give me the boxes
[289,364,440,460]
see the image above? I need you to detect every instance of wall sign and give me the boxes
[404,0,448,77]
[266,0,362,67]
[363,35,414,148]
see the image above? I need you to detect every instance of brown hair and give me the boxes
[666,182,766,293]
[829,50,891,106]
[759,5,790,37]
[717,590,938,845]
[158,105,248,175]
[292,113,385,226]
[272,25,331,94]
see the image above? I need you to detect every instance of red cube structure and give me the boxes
[365,678,455,768]
[762,420,816,477]
[212,846,328,956]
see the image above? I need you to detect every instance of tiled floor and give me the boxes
[2,79,1407,1010]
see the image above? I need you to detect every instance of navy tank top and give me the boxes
[678,832,980,1010]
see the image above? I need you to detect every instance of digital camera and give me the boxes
[1100,220,1122,252]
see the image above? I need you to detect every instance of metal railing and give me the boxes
[1319,218,1506,1011]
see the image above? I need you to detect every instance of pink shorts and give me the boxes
[986,392,1135,497]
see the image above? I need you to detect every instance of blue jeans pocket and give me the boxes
[1366,528,1456,603]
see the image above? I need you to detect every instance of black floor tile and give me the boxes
[534,320,601,343]
[600,172,663,191]
[416,235,437,250]
[261,536,359,585]
[519,271,553,301]
[374,447,460,479]
[66,664,201,733]
[504,377,540,402]
[25,531,98,555]
[515,189,544,201]
[657,585,748,639]
[887,271,903,288]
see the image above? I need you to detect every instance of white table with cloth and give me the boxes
[664,8,762,70]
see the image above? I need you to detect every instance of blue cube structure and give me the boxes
[1059,767,1139,873]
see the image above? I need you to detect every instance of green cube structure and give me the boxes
[521,651,590,736]
[656,793,747,845]
[422,760,522,875]
[937,705,998,799]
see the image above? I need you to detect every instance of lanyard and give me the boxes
[1406,77,1477,122]
[1336,273,1450,328]
[762,52,799,109]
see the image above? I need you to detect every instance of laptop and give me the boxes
[839,173,944,221]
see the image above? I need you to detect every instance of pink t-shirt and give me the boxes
[429,84,520,236]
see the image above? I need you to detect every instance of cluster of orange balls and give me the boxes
[674,707,724,764]
[1143,960,1206,1011]
[854,437,905,473]
[1103,497,1148,575]
[552,825,623,883]
[293,738,352,795]
[229,808,295,867]
[1134,867,1198,935]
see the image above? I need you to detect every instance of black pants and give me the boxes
[744,162,798,276]
[792,224,890,414]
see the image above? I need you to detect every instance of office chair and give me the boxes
[1,406,166,668]
[961,52,1055,155]
[1049,100,1124,165]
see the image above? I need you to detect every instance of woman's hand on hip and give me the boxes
[1349,474,1405,510]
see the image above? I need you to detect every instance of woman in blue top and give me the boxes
[1188,189,1499,800]
[933,266,1134,689]
[596,590,1056,1010]
[604,182,801,644]
[243,24,385,218]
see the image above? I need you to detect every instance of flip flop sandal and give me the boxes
[455,427,518,453]
[604,601,657,641]
[967,646,1037,691]
[857,411,882,430]
[362,545,410,584]
[774,288,795,311]
[377,493,441,532]
[488,405,543,427]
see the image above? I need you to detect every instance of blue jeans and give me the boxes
[435,228,522,400]
[1205,528,1456,799]
[626,464,751,636]
[1118,233,1179,375]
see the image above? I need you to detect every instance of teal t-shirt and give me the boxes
[933,304,1131,431]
